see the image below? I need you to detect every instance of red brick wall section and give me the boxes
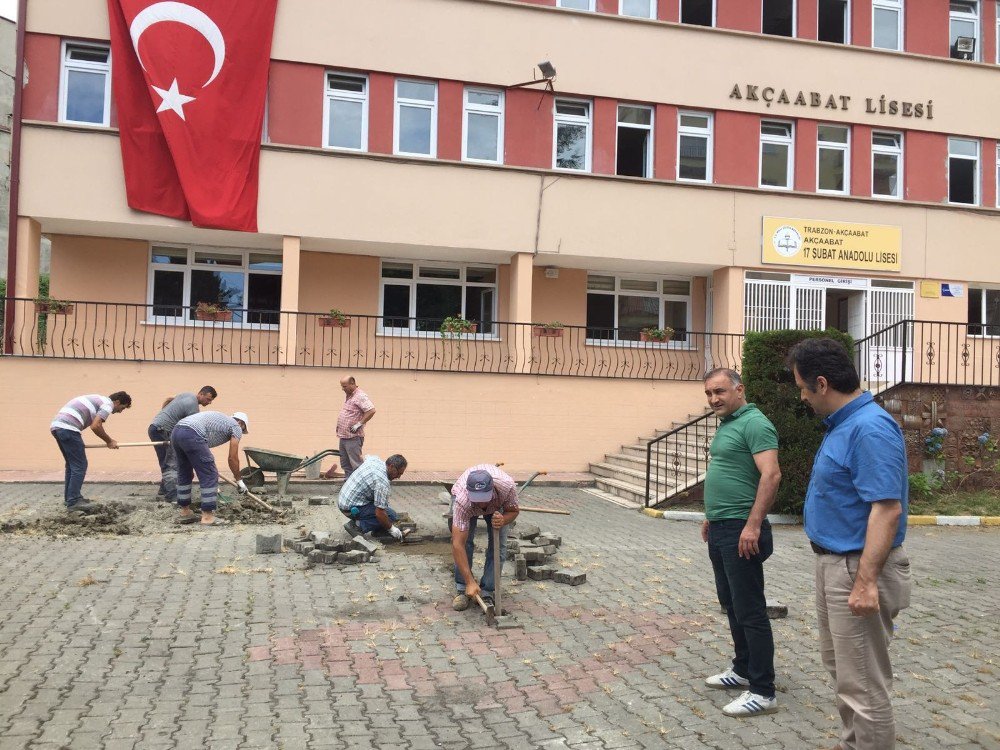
[592,97,617,175]
[718,0,761,32]
[851,124,872,197]
[983,0,997,65]
[794,119,817,191]
[983,139,998,208]
[437,80,464,162]
[596,0,618,14]
[714,111,759,187]
[906,1,949,57]
[904,131,947,203]
[658,0,679,23]
[851,0,872,47]
[504,89,554,168]
[653,103,678,180]
[267,61,323,148]
[22,33,61,122]
[798,0,818,41]
[368,73,395,155]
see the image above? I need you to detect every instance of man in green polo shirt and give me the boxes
[700,367,782,718]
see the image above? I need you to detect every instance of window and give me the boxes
[463,88,504,163]
[380,262,497,334]
[59,42,111,126]
[149,247,283,326]
[948,137,979,205]
[557,0,595,9]
[620,0,655,17]
[324,72,368,151]
[817,124,850,194]
[871,131,902,198]
[818,0,849,43]
[681,0,714,26]
[677,111,713,182]
[394,80,437,157]
[586,275,691,342]
[872,0,903,50]
[968,288,1000,336]
[553,99,592,171]
[950,1,979,60]
[759,121,793,189]
[762,0,795,36]
[617,105,653,178]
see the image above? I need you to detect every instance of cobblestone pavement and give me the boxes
[0,483,997,750]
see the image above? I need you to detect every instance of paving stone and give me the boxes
[352,536,381,555]
[521,548,546,562]
[321,551,339,564]
[338,550,368,565]
[536,532,562,548]
[309,530,332,543]
[515,555,527,581]
[255,533,283,554]
[552,570,586,586]
[527,565,555,580]
[308,550,325,564]
[766,600,788,619]
[309,496,330,506]
[515,523,541,541]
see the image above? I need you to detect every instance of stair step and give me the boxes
[600,454,704,477]
[592,476,653,506]
[620,444,706,462]
[579,486,642,509]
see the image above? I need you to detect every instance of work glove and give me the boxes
[236,480,249,494]
[389,525,404,541]
[350,422,362,433]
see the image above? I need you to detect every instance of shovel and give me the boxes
[218,475,284,516]
[473,593,497,626]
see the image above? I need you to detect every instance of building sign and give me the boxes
[762,217,902,272]
[792,274,870,289]
[730,83,933,120]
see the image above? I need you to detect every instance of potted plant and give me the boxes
[922,426,948,480]
[318,308,351,328]
[34,297,74,315]
[195,301,233,322]
[532,322,565,338]
[640,326,674,343]
[439,316,477,337]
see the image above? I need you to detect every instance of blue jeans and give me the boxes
[707,518,775,698]
[171,426,219,512]
[52,428,87,507]
[148,424,177,500]
[351,502,398,533]
[454,513,508,598]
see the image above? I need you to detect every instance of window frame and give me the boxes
[619,0,656,18]
[759,120,795,190]
[616,103,654,178]
[462,87,505,164]
[949,0,980,61]
[58,40,112,127]
[817,0,851,44]
[680,0,716,26]
[378,260,499,337]
[947,136,980,206]
[676,110,714,183]
[816,123,851,195]
[967,286,1000,337]
[585,273,693,346]
[553,98,593,172]
[393,79,438,158]
[872,0,904,51]
[557,0,596,9]
[146,245,284,329]
[323,71,369,152]
[762,0,797,37]
[871,130,903,199]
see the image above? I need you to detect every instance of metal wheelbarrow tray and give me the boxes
[242,447,339,496]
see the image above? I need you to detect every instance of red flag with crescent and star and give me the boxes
[107,0,278,232]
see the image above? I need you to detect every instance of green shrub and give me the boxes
[908,472,938,501]
[741,328,855,515]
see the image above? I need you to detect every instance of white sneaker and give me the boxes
[722,690,778,717]
[705,667,750,690]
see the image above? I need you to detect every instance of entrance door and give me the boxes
[866,286,914,386]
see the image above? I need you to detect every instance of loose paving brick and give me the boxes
[552,569,587,586]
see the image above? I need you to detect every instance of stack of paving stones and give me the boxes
[506,521,586,586]
[255,513,423,567]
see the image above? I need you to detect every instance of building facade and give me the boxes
[3,0,1000,474]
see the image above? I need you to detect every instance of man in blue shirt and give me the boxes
[789,338,911,750]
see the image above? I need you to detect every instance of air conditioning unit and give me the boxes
[953,35,976,60]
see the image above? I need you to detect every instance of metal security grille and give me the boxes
[744,280,791,331]
[794,286,825,330]
[869,287,913,344]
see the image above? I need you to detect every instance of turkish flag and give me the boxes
[107,0,278,232]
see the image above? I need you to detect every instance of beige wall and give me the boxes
[0,358,705,472]
[531,267,587,326]
[48,235,148,302]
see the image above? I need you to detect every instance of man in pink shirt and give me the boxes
[324,375,376,479]
[450,464,520,612]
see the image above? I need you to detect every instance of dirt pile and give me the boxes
[1,501,135,537]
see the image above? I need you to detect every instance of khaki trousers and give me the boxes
[815,546,911,750]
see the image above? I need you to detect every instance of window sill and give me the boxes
[376,329,502,341]
[140,320,280,331]
[584,339,695,350]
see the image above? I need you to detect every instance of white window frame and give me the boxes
[872,0,904,51]
[949,0,980,61]
[818,0,850,44]
[553,98,593,172]
[677,110,713,183]
[393,79,438,158]
[871,130,903,199]
[947,137,980,206]
[146,246,283,329]
[968,286,1000,337]
[759,120,794,190]
[680,0,717,26]
[58,40,111,126]
[378,260,499,337]
[323,71,369,152]
[619,0,656,18]
[585,274,693,347]
[616,103,654,178]
[462,87,504,164]
[557,0,596,10]
[816,124,851,195]
[762,0,797,36]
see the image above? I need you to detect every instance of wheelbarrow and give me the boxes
[241,447,339,497]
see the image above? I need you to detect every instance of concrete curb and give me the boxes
[641,508,1000,527]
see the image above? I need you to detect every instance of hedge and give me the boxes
[741,328,855,515]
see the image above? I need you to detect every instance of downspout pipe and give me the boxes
[3,0,28,354]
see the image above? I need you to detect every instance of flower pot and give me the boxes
[640,331,671,343]
[318,316,351,328]
[35,302,74,315]
[533,326,564,338]
[443,323,477,335]
[195,310,233,322]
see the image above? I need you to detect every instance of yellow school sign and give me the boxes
[762,217,902,272]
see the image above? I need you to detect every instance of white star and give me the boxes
[151,78,196,120]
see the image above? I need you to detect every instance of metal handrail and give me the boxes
[643,410,719,507]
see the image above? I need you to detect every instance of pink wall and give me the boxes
[714,111,759,187]
[368,72,395,154]
[983,1,997,64]
[596,0,618,14]
[299,252,381,315]
[851,0,872,47]
[658,0,679,22]
[438,80,464,161]
[718,0,761,32]
[531,268,588,325]
[795,119,817,191]
[267,61,323,148]
[904,131,947,203]
[798,0,818,40]
[593,97,617,174]
[982,139,997,208]
[653,103,678,180]
[49,236,148,303]
[851,124,871,197]
[906,1,949,57]
[22,33,61,122]
[505,89,553,168]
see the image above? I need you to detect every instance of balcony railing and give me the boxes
[0,299,745,381]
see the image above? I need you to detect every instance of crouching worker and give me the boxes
[337,454,408,540]
[450,464,519,612]
[171,411,250,527]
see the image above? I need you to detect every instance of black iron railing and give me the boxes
[0,298,745,381]
[644,411,719,507]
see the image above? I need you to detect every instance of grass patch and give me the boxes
[909,490,1000,517]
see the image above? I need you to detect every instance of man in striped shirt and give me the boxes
[171,411,250,527]
[450,464,520,612]
[50,391,132,513]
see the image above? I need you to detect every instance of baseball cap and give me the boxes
[232,411,250,433]
[466,470,494,503]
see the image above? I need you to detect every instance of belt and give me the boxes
[810,541,863,556]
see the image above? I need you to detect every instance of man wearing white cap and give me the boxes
[450,464,520,612]
[170,411,250,527]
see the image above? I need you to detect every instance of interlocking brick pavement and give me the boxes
[0,482,998,749]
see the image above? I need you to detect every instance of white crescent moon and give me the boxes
[129,1,226,87]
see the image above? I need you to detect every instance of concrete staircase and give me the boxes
[585,411,719,508]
